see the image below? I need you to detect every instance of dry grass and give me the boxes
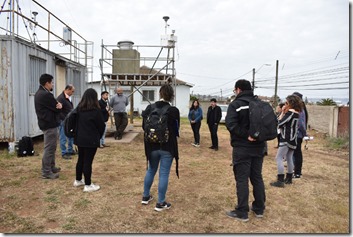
[0,118,349,233]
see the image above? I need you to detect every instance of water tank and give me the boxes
[112,40,140,74]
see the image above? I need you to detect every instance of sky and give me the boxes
[2,0,350,101]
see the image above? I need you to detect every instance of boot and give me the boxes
[270,174,285,188]
[284,173,293,184]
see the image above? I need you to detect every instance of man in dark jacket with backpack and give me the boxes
[34,74,62,179]
[225,79,266,222]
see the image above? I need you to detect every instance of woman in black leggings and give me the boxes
[73,88,105,192]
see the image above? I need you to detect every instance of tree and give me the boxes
[316,98,337,106]
[190,95,198,101]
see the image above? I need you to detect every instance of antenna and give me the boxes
[32,11,38,43]
[163,16,169,34]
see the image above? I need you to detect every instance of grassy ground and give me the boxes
[0,118,349,233]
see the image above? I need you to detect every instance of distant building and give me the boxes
[88,66,193,117]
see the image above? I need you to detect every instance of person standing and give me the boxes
[141,84,180,212]
[225,79,266,222]
[99,91,110,148]
[73,88,105,192]
[275,103,285,148]
[57,84,75,159]
[188,99,203,147]
[292,92,308,179]
[109,87,129,140]
[270,95,303,187]
[206,98,222,151]
[34,73,62,179]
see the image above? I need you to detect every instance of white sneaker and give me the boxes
[73,179,85,187]
[194,144,200,147]
[83,183,100,192]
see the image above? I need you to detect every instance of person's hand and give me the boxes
[248,136,256,142]
[214,123,218,125]
[56,102,62,109]
[191,120,195,124]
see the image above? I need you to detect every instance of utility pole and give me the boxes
[220,89,222,101]
[252,68,255,90]
[274,60,279,108]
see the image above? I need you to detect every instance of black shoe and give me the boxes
[270,180,284,188]
[62,154,72,160]
[154,202,171,212]
[69,151,78,156]
[117,136,122,140]
[141,195,153,205]
[214,147,218,151]
[209,146,215,149]
[52,167,61,173]
[293,174,301,179]
[226,210,249,222]
[42,173,59,179]
[251,207,264,218]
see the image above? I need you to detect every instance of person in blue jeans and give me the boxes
[141,84,180,212]
[57,85,76,160]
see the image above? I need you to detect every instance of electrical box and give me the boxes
[63,27,72,44]
[161,34,177,47]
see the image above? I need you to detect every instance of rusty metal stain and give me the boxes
[0,43,14,142]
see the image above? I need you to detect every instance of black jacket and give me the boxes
[34,86,61,130]
[99,98,109,122]
[74,109,105,148]
[278,110,299,149]
[57,91,73,121]
[225,90,265,148]
[142,101,180,177]
[207,105,222,125]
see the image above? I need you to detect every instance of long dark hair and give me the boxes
[190,99,200,110]
[78,88,100,111]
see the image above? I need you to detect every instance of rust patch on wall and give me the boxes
[337,106,349,137]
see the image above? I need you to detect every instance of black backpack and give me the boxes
[240,96,278,142]
[17,136,35,157]
[144,103,171,143]
[64,108,78,138]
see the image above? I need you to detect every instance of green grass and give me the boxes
[327,136,349,150]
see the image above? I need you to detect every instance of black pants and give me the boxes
[208,123,219,148]
[76,147,97,185]
[191,122,201,144]
[114,112,128,137]
[293,137,303,175]
[232,146,266,217]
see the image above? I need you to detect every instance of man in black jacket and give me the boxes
[57,84,75,159]
[225,79,266,222]
[206,98,222,151]
[34,74,62,179]
[99,91,110,148]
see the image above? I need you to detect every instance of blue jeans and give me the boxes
[59,121,74,156]
[100,122,107,145]
[143,150,173,203]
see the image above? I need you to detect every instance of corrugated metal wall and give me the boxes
[0,36,86,142]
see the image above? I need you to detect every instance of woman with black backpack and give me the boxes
[141,84,180,212]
